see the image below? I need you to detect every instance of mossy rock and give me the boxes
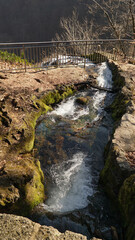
[76,97,89,105]
[110,93,128,122]
[25,160,45,211]
[119,174,135,240]
[41,86,75,106]
[0,185,20,207]
[100,146,121,200]
[0,155,45,216]
[106,63,129,123]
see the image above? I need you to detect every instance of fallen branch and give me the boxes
[74,80,115,93]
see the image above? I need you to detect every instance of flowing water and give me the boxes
[32,62,123,239]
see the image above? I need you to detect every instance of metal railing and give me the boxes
[0,39,134,72]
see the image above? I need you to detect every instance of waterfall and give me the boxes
[42,152,93,213]
[97,62,112,89]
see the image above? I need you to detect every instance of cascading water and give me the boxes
[33,62,122,239]
[42,152,93,213]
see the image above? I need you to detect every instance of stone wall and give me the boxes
[100,62,135,240]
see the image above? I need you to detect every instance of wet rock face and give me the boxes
[119,174,135,239]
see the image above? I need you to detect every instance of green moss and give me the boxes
[119,175,135,221]
[25,166,45,210]
[126,224,135,240]
[110,93,128,122]
[14,102,52,153]
[42,91,59,105]
[0,157,45,215]
[100,148,121,200]
[106,63,129,122]
[41,86,75,106]
[35,160,44,183]
[62,87,74,99]
[119,175,135,240]
[0,50,30,65]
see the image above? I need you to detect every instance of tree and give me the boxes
[55,0,135,41]
[54,9,97,41]
[87,0,135,40]
[54,0,134,58]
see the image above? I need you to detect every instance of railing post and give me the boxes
[84,41,87,68]
[98,44,101,62]
[113,48,116,60]
[56,43,59,67]
[23,45,26,72]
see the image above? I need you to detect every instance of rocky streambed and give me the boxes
[0,62,134,240]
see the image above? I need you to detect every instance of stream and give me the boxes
[32,62,123,239]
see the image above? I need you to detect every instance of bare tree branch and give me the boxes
[54,9,97,41]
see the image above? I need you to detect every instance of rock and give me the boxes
[119,174,135,240]
[0,73,7,79]
[90,238,102,240]
[0,185,20,207]
[76,97,89,105]
[113,113,135,153]
[0,213,87,240]
[111,226,119,240]
[0,160,6,171]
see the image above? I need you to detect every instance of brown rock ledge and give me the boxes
[0,213,103,240]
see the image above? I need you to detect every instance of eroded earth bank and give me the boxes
[0,62,134,240]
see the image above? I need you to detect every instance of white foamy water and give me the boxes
[92,62,112,121]
[49,62,112,122]
[42,55,95,68]
[42,152,93,213]
[97,62,112,89]
[49,96,89,120]
[92,91,106,122]
[50,97,75,117]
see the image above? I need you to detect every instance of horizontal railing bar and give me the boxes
[0,39,134,47]
[0,39,134,73]
[0,42,118,50]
